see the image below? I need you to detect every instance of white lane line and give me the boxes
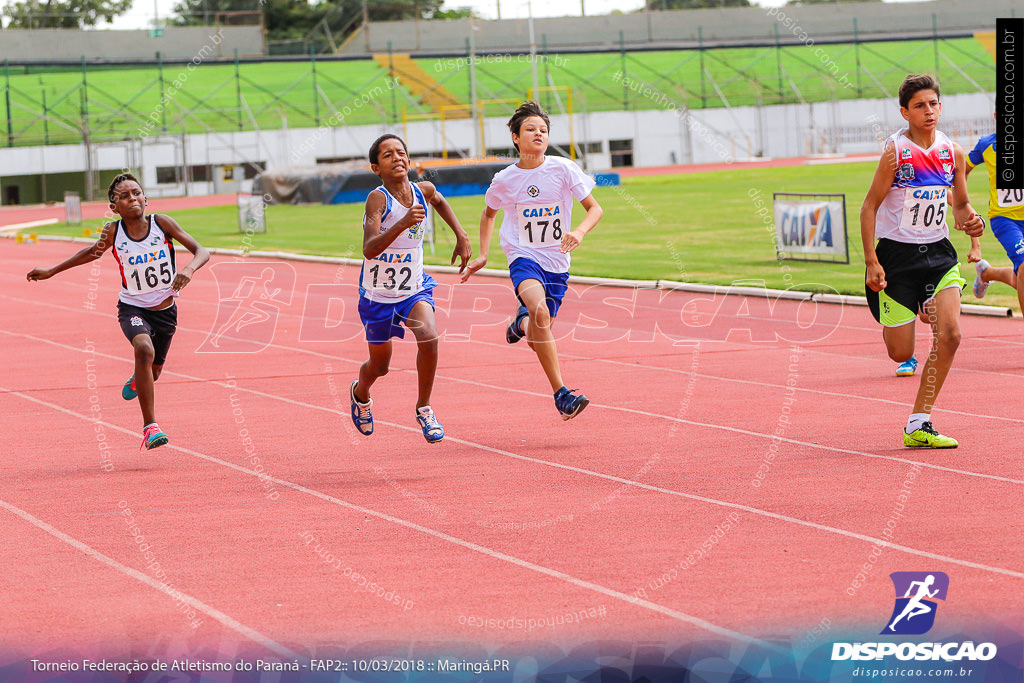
[0,497,296,658]
[2,324,1021,487]
[1,387,778,650]
[6,385,1024,584]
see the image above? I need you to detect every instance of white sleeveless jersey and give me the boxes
[359,183,428,303]
[111,214,177,308]
[875,129,956,244]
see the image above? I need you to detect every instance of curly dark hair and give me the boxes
[107,172,143,202]
[369,134,409,165]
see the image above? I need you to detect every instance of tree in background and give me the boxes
[170,0,468,44]
[786,0,881,5]
[3,0,132,28]
[646,0,751,9]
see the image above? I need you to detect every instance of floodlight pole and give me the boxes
[362,0,370,52]
[469,14,479,157]
[528,1,538,103]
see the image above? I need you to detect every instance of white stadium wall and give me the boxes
[0,27,264,61]
[343,0,1018,54]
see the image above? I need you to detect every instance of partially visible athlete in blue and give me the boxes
[966,118,1024,316]
[350,134,472,444]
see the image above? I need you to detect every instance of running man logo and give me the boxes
[196,262,296,353]
[778,204,833,248]
[881,572,949,635]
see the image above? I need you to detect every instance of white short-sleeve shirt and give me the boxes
[485,156,596,273]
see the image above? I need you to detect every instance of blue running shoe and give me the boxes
[896,356,917,377]
[506,305,529,344]
[416,406,445,443]
[122,374,137,401]
[554,386,590,421]
[973,259,991,299]
[350,381,374,436]
[141,423,168,451]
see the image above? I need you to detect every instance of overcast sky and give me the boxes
[104,0,924,31]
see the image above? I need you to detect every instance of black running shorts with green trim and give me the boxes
[866,238,965,327]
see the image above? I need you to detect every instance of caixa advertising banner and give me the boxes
[773,193,849,263]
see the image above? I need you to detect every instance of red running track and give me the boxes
[0,238,1022,661]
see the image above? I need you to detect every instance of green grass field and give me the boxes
[2,37,993,147]
[33,161,1020,312]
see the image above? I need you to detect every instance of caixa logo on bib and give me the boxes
[831,571,997,663]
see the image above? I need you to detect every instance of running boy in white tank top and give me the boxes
[27,173,210,450]
[861,75,985,448]
[350,134,472,443]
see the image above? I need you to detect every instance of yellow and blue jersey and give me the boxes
[966,133,1024,221]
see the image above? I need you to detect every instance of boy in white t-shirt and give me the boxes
[461,101,603,420]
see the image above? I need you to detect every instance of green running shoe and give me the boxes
[122,374,137,400]
[903,422,957,449]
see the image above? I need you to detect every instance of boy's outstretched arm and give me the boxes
[420,182,471,272]
[967,234,982,263]
[861,142,898,292]
[561,194,602,254]
[156,214,210,291]
[26,221,115,282]
[460,206,499,282]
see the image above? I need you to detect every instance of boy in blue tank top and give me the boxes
[350,135,472,443]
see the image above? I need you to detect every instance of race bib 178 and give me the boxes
[516,203,565,247]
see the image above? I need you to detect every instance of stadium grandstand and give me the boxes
[0,0,1010,202]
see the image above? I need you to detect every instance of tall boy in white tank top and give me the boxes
[860,74,985,449]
